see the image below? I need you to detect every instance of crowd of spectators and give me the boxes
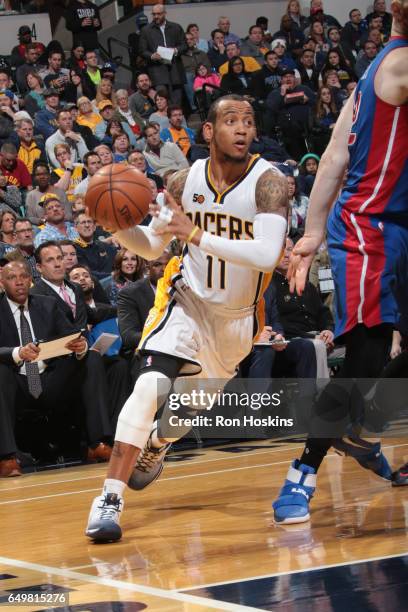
[0,0,399,476]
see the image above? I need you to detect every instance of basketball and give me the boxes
[85,164,152,231]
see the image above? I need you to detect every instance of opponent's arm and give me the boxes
[303,92,354,241]
[114,169,189,260]
[158,169,288,273]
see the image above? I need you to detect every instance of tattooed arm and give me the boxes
[114,168,189,260]
[158,168,288,273]
[255,168,288,218]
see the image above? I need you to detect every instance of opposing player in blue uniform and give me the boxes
[273,0,408,524]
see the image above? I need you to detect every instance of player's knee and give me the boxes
[132,370,172,409]
[116,370,172,447]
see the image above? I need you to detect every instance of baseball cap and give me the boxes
[39,193,61,207]
[311,6,324,15]
[135,13,148,28]
[271,38,287,50]
[281,68,296,76]
[97,99,113,111]
[18,25,31,37]
[299,153,321,166]
[101,62,116,73]
[43,88,59,98]
[271,162,294,177]
[0,89,14,100]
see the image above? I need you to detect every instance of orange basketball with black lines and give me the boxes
[85,164,152,230]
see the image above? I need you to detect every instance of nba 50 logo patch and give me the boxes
[193,193,205,204]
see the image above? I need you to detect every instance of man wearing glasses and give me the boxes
[139,4,187,104]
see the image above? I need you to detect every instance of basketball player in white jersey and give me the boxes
[86,95,289,542]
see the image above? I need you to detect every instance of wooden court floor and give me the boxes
[0,438,407,611]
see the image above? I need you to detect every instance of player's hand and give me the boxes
[287,233,323,295]
[151,52,161,61]
[19,343,40,362]
[66,336,87,355]
[390,343,402,360]
[154,190,203,245]
[318,329,334,347]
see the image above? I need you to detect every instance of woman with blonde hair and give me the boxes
[51,143,84,202]
[286,0,308,29]
[94,78,117,108]
[77,96,103,132]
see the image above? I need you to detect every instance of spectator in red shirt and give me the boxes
[10,25,45,68]
[0,143,32,189]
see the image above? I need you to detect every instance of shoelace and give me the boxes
[98,497,121,521]
[137,444,163,473]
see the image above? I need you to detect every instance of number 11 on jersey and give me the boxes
[206,255,226,289]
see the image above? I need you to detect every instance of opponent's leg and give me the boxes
[86,368,174,542]
[368,351,408,486]
[273,324,393,524]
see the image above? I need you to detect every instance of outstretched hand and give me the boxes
[287,233,323,295]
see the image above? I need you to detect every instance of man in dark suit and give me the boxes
[30,241,114,462]
[0,260,88,477]
[243,276,317,381]
[31,241,89,329]
[68,263,132,430]
[118,252,170,381]
[139,4,187,104]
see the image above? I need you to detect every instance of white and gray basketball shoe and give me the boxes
[128,424,171,491]
[85,493,124,542]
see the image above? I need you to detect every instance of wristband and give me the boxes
[187,226,200,243]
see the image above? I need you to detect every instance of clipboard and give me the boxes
[32,331,82,362]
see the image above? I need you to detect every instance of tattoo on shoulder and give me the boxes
[255,169,288,217]
[166,168,190,206]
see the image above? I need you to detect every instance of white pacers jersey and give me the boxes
[181,155,275,311]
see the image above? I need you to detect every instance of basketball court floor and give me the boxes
[0,438,407,611]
